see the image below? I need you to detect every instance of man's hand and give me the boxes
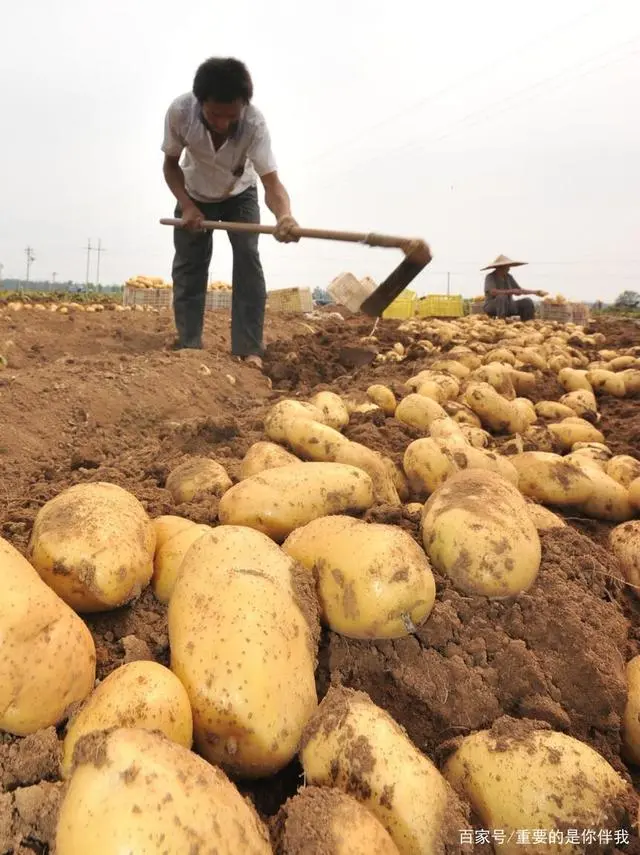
[274,214,300,243]
[403,239,432,265]
[535,290,548,297]
[181,202,205,232]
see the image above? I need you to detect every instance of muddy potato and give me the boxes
[513,397,537,428]
[366,384,397,415]
[535,400,576,420]
[629,477,640,512]
[443,401,482,427]
[547,418,605,451]
[470,363,516,399]
[333,442,402,506]
[548,353,573,372]
[587,368,627,397]
[570,441,612,465]
[0,536,96,736]
[421,469,539,598]
[483,347,516,366]
[300,686,468,855]
[264,399,326,443]
[279,416,350,461]
[560,389,599,422]
[610,521,640,587]
[515,347,547,370]
[56,728,272,855]
[395,393,447,431]
[558,367,593,393]
[151,520,211,604]
[443,724,631,855]
[27,482,156,613]
[463,382,526,435]
[309,391,350,430]
[61,661,193,778]
[606,455,640,489]
[165,457,232,504]
[623,655,640,765]
[240,441,300,480]
[430,359,470,380]
[218,462,374,542]
[282,515,436,639]
[459,424,491,448]
[510,451,595,507]
[526,502,567,531]
[621,369,640,395]
[448,347,481,370]
[402,438,455,496]
[274,786,401,855]
[404,502,423,519]
[510,369,536,397]
[384,458,410,502]
[429,416,468,448]
[569,457,634,522]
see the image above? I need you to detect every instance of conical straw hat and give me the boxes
[481,254,528,271]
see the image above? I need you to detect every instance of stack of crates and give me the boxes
[414,295,464,319]
[569,302,590,325]
[122,286,172,309]
[381,290,416,319]
[540,303,572,323]
[266,287,314,313]
[205,290,232,311]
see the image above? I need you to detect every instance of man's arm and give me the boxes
[260,171,299,242]
[161,101,203,230]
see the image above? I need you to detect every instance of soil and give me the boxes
[1,306,640,853]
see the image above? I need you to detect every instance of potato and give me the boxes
[610,521,640,587]
[610,355,637,371]
[333,442,401,506]
[513,397,537,428]
[526,502,567,531]
[264,399,325,443]
[548,353,573,372]
[430,359,470,379]
[0,536,96,736]
[300,686,468,855]
[560,389,599,421]
[151,514,194,548]
[535,401,576,420]
[240,441,300,480]
[169,530,318,777]
[630,477,640,512]
[547,418,605,450]
[622,655,640,765]
[587,368,627,397]
[483,347,516,366]
[443,723,631,854]
[421,469,540,598]
[558,367,593,393]
[367,384,397,415]
[56,728,272,854]
[384,457,410,502]
[218,462,374,542]
[606,455,640,489]
[621,369,640,395]
[61,661,193,778]
[27,482,156,612]
[429,416,468,448]
[151,520,211,604]
[443,401,482,427]
[395,394,447,431]
[470,363,516,399]
[510,452,595,506]
[279,415,350,461]
[448,348,481,370]
[282,515,436,638]
[459,424,491,448]
[570,458,634,522]
[274,786,401,855]
[165,456,232,503]
[510,369,536,397]
[516,346,546,370]
[463,382,525,434]
[309,390,350,430]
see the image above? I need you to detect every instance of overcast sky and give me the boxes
[1,0,639,302]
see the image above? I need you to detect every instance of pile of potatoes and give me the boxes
[2,314,640,853]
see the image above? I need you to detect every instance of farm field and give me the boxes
[1,301,640,854]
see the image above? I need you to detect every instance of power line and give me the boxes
[84,239,93,285]
[95,239,107,286]
[24,246,35,286]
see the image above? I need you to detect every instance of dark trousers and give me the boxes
[484,294,535,322]
[171,185,266,355]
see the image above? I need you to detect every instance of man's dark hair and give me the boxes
[193,57,254,104]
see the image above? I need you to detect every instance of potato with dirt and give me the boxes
[151,517,211,603]
[0,535,96,736]
[546,417,605,450]
[282,515,436,639]
[273,786,400,855]
[61,660,193,778]
[394,393,447,430]
[309,390,350,430]
[165,456,232,503]
[526,502,567,531]
[56,728,273,854]
[300,686,469,855]
[169,527,318,777]
[534,400,576,420]
[560,389,599,421]
[586,368,627,397]
[606,455,640,489]
[609,521,640,587]
[421,469,541,598]
[366,384,397,415]
[264,398,326,442]
[443,720,633,855]
[558,367,593,393]
[27,481,156,613]
[218,461,375,542]
[240,440,300,479]
[510,451,595,507]
[463,382,526,434]
[630,477,640,512]
[622,655,640,765]
[568,457,634,522]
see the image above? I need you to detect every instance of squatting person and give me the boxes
[482,254,546,321]
[161,56,298,368]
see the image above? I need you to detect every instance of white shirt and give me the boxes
[161,93,277,202]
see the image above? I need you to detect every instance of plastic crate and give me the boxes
[122,286,172,309]
[540,303,572,323]
[382,290,416,319]
[414,295,464,318]
[266,287,314,313]
[569,302,590,325]
[206,290,232,311]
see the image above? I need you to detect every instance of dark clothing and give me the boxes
[483,270,535,321]
[171,184,266,354]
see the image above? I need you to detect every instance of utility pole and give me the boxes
[52,272,57,288]
[95,239,106,288]
[446,272,451,296]
[25,246,35,287]
[84,239,93,286]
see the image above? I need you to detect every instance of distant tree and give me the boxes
[614,290,640,309]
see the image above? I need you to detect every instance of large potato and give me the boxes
[470,363,516,399]
[239,441,300,480]
[61,661,193,778]
[587,368,627,397]
[606,455,640,489]
[169,529,319,777]
[56,728,272,854]
[547,418,605,451]
[218,462,374,542]
[609,521,640,587]
[443,401,482,427]
[264,399,326,443]
[165,457,232,503]
[558,367,593,392]
[463,382,525,434]
[535,401,576,420]
[27,482,156,612]
[570,458,634,522]
[300,686,468,855]
[560,389,599,421]
[622,655,640,765]
[279,416,350,460]
[630,477,640,512]
[395,393,447,430]
[526,502,567,531]
[0,536,96,736]
[621,369,640,395]
[430,359,470,379]
[443,723,631,855]
[421,469,540,598]
[367,384,397,415]
[274,787,401,855]
[309,390,350,430]
[510,452,595,506]
[282,515,436,638]
[403,438,453,496]
[151,519,211,604]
